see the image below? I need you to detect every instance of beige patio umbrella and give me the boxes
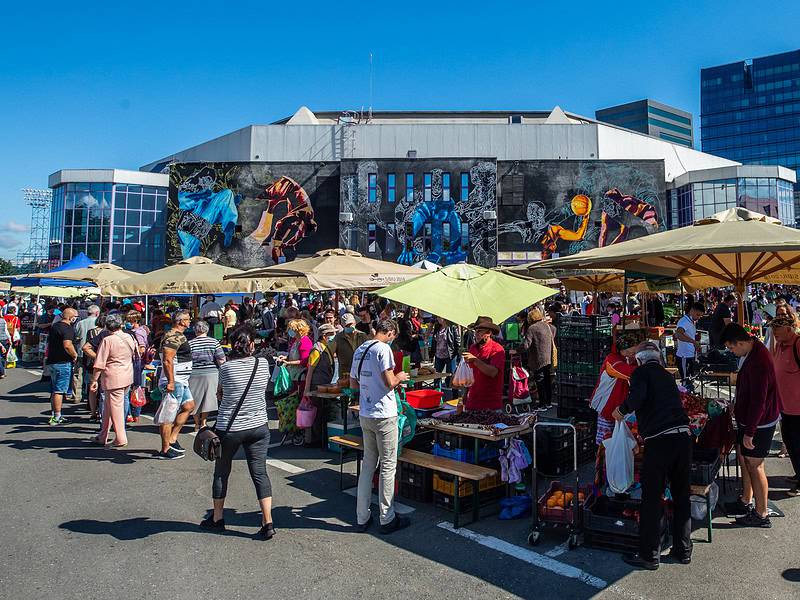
[24,263,140,290]
[224,248,425,291]
[534,207,800,320]
[513,267,679,293]
[104,256,260,296]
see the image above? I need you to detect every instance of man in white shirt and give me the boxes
[674,303,704,392]
[200,295,222,327]
[350,319,410,534]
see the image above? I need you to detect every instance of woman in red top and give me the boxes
[591,341,640,445]
[3,306,20,351]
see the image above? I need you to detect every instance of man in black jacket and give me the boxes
[613,342,692,570]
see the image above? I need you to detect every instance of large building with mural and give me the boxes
[49,107,796,270]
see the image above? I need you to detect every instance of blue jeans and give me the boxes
[0,341,7,376]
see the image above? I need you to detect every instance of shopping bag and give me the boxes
[396,392,417,455]
[296,397,317,429]
[602,420,637,494]
[130,387,147,408]
[153,392,179,425]
[273,364,292,397]
[451,358,474,388]
[275,393,300,433]
[5,348,16,368]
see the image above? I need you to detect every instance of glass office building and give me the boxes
[701,49,800,218]
[596,99,694,147]
[48,170,169,272]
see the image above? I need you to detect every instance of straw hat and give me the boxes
[468,316,501,335]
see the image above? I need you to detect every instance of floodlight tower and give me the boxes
[15,188,52,272]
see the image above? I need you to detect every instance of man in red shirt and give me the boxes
[462,317,505,411]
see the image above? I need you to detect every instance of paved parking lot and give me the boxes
[1,367,799,600]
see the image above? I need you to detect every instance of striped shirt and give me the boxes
[216,356,271,432]
[189,335,226,371]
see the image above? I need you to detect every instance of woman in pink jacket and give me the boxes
[89,313,137,448]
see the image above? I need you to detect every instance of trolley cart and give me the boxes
[528,420,581,549]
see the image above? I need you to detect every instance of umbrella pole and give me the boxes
[737,284,747,326]
[622,274,628,326]
[144,295,149,326]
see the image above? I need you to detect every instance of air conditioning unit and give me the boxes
[407,150,417,158]
[339,212,354,222]
[482,210,497,221]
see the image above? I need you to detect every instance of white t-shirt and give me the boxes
[675,315,697,359]
[200,301,222,319]
[352,340,397,419]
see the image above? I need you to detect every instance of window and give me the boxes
[442,172,450,201]
[368,223,377,252]
[501,175,524,205]
[423,223,432,252]
[424,173,432,201]
[406,173,414,201]
[442,222,451,251]
[648,117,692,136]
[461,223,470,250]
[387,173,396,202]
[648,106,692,125]
[460,172,470,201]
[509,115,523,124]
[368,173,377,203]
[386,224,396,253]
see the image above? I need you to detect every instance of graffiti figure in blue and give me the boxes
[176,187,241,259]
[397,170,467,266]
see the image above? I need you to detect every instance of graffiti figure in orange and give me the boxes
[540,194,592,259]
[249,176,317,263]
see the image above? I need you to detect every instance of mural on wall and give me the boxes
[339,159,498,267]
[496,161,665,259]
[167,162,339,267]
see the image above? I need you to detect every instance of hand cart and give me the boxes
[528,420,581,549]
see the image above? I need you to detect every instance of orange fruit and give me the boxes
[546,498,557,508]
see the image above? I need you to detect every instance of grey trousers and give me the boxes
[357,415,399,526]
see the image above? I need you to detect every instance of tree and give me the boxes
[0,258,14,276]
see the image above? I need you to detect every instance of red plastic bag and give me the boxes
[130,387,147,408]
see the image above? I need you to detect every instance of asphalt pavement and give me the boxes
[1,367,799,600]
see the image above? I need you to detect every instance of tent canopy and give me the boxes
[512,267,680,293]
[21,263,140,291]
[376,262,557,327]
[103,256,258,296]
[533,208,800,292]
[11,252,97,288]
[225,248,425,291]
[11,285,101,298]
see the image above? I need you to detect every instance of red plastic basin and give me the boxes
[405,389,444,409]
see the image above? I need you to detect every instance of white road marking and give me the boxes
[26,369,42,376]
[343,488,415,514]
[545,541,570,557]
[265,458,305,474]
[437,522,607,590]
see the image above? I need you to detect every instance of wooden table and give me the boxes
[306,390,352,450]
[407,372,449,389]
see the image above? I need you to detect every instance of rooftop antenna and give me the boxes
[368,51,373,121]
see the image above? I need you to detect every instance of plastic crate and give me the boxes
[560,315,613,327]
[398,462,432,502]
[556,395,596,421]
[583,495,641,537]
[432,472,501,497]
[556,373,598,388]
[690,447,721,485]
[537,482,590,524]
[432,442,501,464]
[433,486,504,513]
[405,389,444,409]
[583,530,639,554]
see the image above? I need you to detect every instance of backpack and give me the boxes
[510,365,532,404]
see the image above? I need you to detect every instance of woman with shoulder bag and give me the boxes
[201,325,275,539]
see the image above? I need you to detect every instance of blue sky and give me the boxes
[1,1,799,258]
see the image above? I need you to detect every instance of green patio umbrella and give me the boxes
[375,263,557,327]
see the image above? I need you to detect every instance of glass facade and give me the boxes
[49,182,167,272]
[596,100,694,147]
[667,177,794,228]
[701,50,800,197]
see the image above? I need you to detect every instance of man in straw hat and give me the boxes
[460,316,505,412]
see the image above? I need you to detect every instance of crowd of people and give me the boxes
[18,282,800,551]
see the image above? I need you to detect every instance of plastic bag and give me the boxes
[130,387,147,408]
[396,392,417,455]
[451,358,474,388]
[273,364,292,397]
[603,420,637,494]
[296,397,318,429]
[5,348,16,366]
[153,392,179,425]
[690,482,719,520]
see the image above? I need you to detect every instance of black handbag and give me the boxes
[194,358,259,461]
